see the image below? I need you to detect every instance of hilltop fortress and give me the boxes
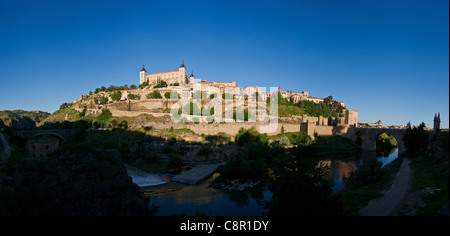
[136,60,343,106]
[74,60,358,138]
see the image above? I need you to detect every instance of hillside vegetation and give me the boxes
[0,110,50,130]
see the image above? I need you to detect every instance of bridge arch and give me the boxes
[29,132,66,143]
[351,128,406,155]
[374,131,401,152]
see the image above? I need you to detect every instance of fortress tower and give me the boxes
[178,59,187,85]
[189,70,195,84]
[140,64,147,85]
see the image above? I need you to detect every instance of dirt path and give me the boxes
[360,158,412,216]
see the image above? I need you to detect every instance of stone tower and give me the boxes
[178,59,186,85]
[140,64,147,85]
[433,112,441,131]
[189,70,195,84]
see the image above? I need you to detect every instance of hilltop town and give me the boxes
[67,60,358,138]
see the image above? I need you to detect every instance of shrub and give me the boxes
[279,136,291,147]
[197,146,211,156]
[166,154,183,170]
[153,81,168,88]
[95,109,112,125]
[146,91,162,99]
[285,131,312,146]
[110,91,122,101]
[60,103,71,110]
[235,127,268,146]
[205,133,231,145]
[139,81,149,89]
[118,120,128,129]
[127,94,141,100]
[97,96,108,105]
[216,157,266,182]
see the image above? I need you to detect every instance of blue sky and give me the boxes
[0,0,448,128]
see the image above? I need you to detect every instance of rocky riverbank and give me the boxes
[211,179,262,191]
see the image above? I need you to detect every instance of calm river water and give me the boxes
[139,148,398,216]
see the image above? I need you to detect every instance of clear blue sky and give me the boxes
[0,0,448,128]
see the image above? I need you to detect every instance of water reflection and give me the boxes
[143,148,398,215]
[143,177,270,216]
[320,148,398,193]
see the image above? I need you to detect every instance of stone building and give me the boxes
[139,60,238,97]
[278,88,331,104]
[344,110,358,127]
[359,120,383,128]
[27,134,62,157]
[140,59,190,86]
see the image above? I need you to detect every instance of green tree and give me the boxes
[60,103,71,110]
[235,127,268,146]
[214,141,279,184]
[139,81,149,89]
[164,92,172,99]
[403,122,429,157]
[323,95,333,106]
[153,81,168,88]
[265,155,341,216]
[110,91,122,101]
[146,91,162,99]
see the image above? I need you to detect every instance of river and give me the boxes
[320,148,398,193]
[133,148,398,216]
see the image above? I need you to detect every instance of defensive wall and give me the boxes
[138,120,305,136]
[76,98,355,139]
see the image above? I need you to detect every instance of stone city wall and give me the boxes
[140,121,301,136]
[76,97,354,139]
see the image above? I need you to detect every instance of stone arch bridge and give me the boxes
[13,129,76,157]
[344,127,408,154]
[14,129,76,143]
